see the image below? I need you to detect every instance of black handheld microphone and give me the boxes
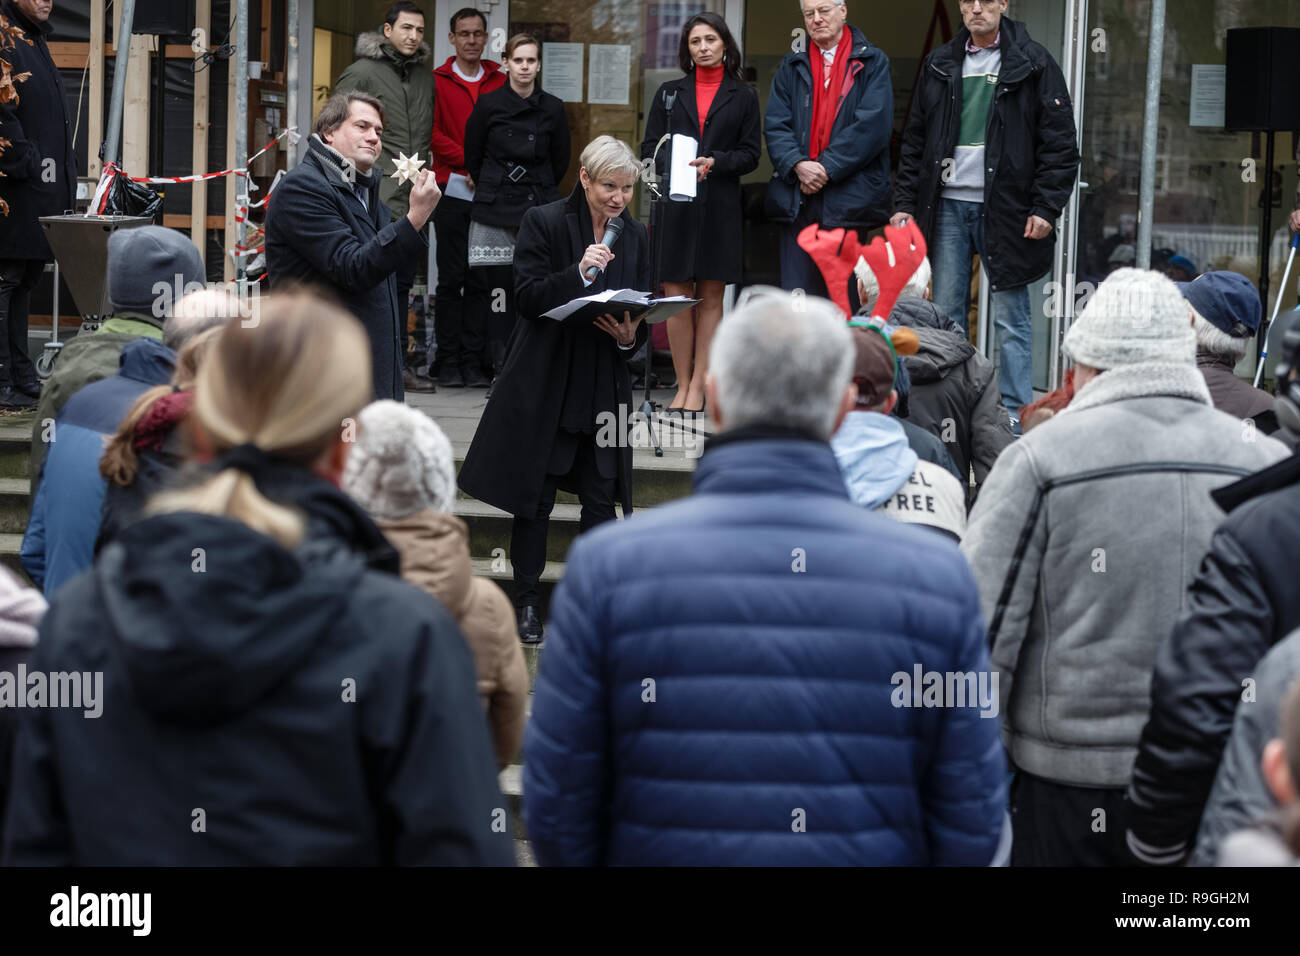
[584,217,625,281]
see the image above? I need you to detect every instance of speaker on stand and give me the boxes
[1226,27,1300,360]
[130,0,196,192]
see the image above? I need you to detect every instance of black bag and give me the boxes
[103,171,164,220]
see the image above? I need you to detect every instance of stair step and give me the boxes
[0,477,31,535]
[0,421,32,480]
[0,533,24,576]
[456,498,613,565]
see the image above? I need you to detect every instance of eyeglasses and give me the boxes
[802,4,842,21]
[455,30,486,39]
[959,1,1000,8]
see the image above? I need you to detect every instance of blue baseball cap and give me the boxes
[1176,271,1262,338]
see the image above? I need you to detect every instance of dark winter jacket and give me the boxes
[431,58,506,183]
[889,296,1014,487]
[0,0,77,261]
[464,84,569,230]
[523,427,1008,866]
[1127,452,1300,865]
[29,315,164,483]
[333,31,435,219]
[458,185,649,519]
[1197,350,1286,437]
[764,25,893,230]
[901,418,962,483]
[21,338,175,597]
[640,70,761,283]
[894,18,1079,291]
[267,134,427,401]
[2,464,515,866]
[1188,628,1300,866]
[94,414,189,554]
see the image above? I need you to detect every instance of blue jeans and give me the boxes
[930,198,1034,422]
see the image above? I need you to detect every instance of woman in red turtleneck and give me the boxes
[640,14,761,414]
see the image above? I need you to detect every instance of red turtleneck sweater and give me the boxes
[694,63,724,137]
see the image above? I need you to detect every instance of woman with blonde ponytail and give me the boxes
[2,291,515,867]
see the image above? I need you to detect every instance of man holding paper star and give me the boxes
[267,90,441,400]
[333,1,437,393]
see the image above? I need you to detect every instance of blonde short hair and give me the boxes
[579,135,642,185]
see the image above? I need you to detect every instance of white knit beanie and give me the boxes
[1062,268,1196,369]
[342,401,456,520]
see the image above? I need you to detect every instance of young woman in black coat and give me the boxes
[640,13,760,413]
[1,292,513,866]
[465,34,572,380]
[458,136,649,644]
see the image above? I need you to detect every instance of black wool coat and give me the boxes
[458,185,649,518]
[0,1,77,261]
[2,465,514,865]
[265,135,426,400]
[640,71,761,283]
[465,85,570,230]
[893,18,1080,291]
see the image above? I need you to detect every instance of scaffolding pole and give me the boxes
[234,0,249,287]
[286,0,300,167]
[101,0,137,165]
[1136,0,1166,270]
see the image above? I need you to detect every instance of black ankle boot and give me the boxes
[516,605,544,644]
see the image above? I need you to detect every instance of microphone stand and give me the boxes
[640,138,671,458]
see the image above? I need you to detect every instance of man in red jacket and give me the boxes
[430,7,506,388]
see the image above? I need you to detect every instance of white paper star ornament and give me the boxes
[390,152,426,184]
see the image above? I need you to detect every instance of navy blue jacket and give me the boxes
[266,134,426,401]
[523,428,1007,865]
[763,25,893,230]
[21,339,175,597]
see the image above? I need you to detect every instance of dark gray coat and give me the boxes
[1189,630,1300,866]
[0,1,77,260]
[889,296,1013,487]
[266,134,426,400]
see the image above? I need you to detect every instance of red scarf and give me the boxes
[809,34,852,160]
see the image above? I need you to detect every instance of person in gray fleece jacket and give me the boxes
[962,268,1290,866]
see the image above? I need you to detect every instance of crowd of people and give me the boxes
[3,0,1300,869]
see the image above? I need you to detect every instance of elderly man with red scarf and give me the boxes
[765,1,893,307]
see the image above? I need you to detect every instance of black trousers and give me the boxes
[432,195,488,373]
[0,259,42,389]
[1009,768,1136,867]
[510,432,617,608]
[395,223,429,371]
[475,262,517,372]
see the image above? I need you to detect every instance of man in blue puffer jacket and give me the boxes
[523,290,1007,866]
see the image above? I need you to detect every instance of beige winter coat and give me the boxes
[378,510,527,769]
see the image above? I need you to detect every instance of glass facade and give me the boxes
[311,0,1300,385]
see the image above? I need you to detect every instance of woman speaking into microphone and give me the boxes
[458,136,649,643]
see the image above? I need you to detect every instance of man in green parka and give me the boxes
[334,1,437,392]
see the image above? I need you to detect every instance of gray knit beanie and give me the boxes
[342,401,456,520]
[107,226,205,316]
[1062,267,1196,370]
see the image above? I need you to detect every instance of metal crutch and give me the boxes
[1256,232,1300,388]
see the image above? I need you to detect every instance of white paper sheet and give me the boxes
[669,134,698,202]
[588,45,631,106]
[544,42,585,103]
[444,172,474,201]
[1189,64,1226,128]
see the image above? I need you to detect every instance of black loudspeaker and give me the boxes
[1225,28,1300,132]
[132,0,194,38]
